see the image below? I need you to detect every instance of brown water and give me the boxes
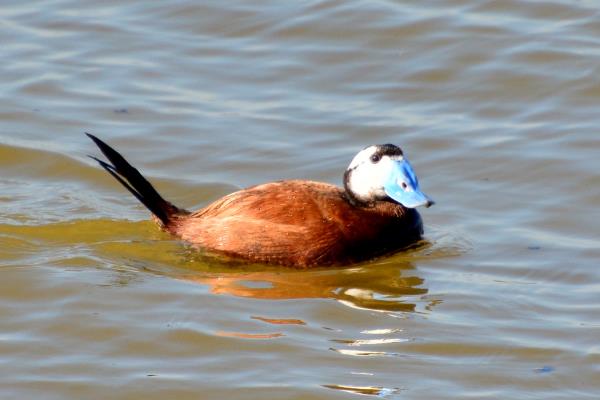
[1,1,599,398]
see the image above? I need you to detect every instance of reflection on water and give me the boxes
[215,330,284,339]
[250,316,306,325]
[0,216,438,316]
[178,255,429,313]
[322,384,400,397]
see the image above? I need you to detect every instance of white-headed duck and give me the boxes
[87,134,433,267]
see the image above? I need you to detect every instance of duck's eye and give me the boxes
[401,182,408,189]
[370,154,381,163]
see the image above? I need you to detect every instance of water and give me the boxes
[1,0,599,398]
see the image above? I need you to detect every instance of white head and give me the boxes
[343,144,434,208]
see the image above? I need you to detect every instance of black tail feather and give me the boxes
[86,133,185,226]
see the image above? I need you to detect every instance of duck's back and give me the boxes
[171,180,422,267]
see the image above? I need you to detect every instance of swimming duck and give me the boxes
[87,134,433,267]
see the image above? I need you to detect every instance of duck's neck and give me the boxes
[343,169,368,207]
[342,190,368,207]
[341,186,405,214]
[342,169,390,209]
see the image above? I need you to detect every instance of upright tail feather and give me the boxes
[86,133,188,227]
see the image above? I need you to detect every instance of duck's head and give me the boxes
[343,144,434,208]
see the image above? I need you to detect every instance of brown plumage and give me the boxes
[87,134,428,267]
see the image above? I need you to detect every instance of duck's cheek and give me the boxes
[348,170,375,199]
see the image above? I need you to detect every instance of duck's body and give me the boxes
[87,134,433,267]
[174,180,422,266]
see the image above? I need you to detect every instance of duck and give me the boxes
[86,133,434,267]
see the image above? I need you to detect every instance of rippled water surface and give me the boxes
[1,1,599,398]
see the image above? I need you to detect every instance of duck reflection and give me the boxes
[176,249,429,313]
[322,384,400,397]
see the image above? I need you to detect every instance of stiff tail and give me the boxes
[86,133,187,227]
